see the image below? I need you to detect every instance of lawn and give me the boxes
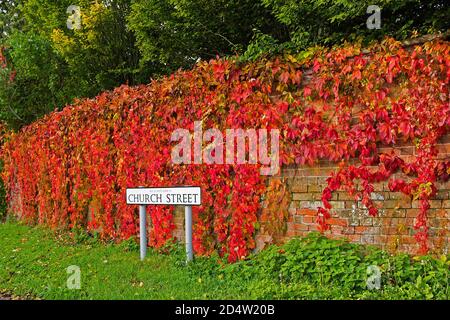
[0,222,242,299]
[0,221,448,300]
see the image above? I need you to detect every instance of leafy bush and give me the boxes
[188,233,449,299]
[261,0,450,48]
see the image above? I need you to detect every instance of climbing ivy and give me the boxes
[1,37,448,260]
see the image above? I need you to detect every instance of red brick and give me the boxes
[438,135,450,143]
[346,234,361,242]
[328,218,348,227]
[263,140,449,256]
[378,147,396,154]
[412,200,442,209]
[361,235,375,244]
[328,201,345,209]
[296,209,317,216]
[355,226,368,233]
[436,180,450,190]
[302,216,316,224]
[368,226,383,235]
[307,184,322,193]
[386,226,403,235]
[294,224,309,232]
[282,169,296,177]
[292,193,312,201]
[372,217,384,227]
[374,235,388,243]
[344,201,357,209]
[312,192,336,200]
[389,192,406,200]
[406,209,420,217]
[286,222,295,232]
[372,183,384,192]
[371,192,387,200]
[335,209,352,218]
[426,209,438,218]
[285,230,297,237]
[385,209,406,218]
[289,201,300,209]
[361,217,373,226]
[436,209,449,218]
[398,196,412,208]
[435,191,449,200]
[342,227,355,235]
[290,179,308,192]
[400,236,417,245]
[379,199,411,209]
[436,143,450,154]
[399,146,414,155]
[331,225,344,235]
[338,192,357,201]
[299,201,322,209]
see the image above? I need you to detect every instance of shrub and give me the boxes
[210,234,450,299]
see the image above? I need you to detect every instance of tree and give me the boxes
[0,0,23,40]
[0,0,147,128]
[260,0,450,48]
[0,0,448,128]
[22,0,145,94]
[127,0,286,74]
[0,32,71,128]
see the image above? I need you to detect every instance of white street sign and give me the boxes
[126,186,200,262]
[126,186,201,206]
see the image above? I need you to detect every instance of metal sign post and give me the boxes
[185,205,193,262]
[139,204,147,261]
[126,186,201,263]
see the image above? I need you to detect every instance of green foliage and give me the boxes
[0,32,74,129]
[0,0,22,40]
[127,0,285,73]
[44,0,145,92]
[0,0,146,128]
[249,233,448,299]
[187,233,449,299]
[0,223,448,299]
[260,0,450,49]
[239,30,294,61]
[0,0,448,128]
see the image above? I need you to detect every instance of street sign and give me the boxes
[126,186,201,263]
[126,186,201,206]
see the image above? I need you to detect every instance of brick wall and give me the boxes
[256,133,450,255]
[173,134,449,256]
[171,37,449,256]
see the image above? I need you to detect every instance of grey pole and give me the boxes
[185,205,193,263]
[139,204,147,261]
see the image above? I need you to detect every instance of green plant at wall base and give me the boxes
[188,232,449,299]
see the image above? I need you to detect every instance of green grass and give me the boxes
[0,222,237,299]
[0,221,448,300]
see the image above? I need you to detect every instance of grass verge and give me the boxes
[0,221,448,300]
